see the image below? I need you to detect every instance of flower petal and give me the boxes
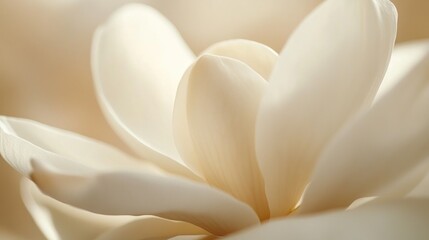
[224,199,429,240]
[203,39,278,80]
[95,217,207,240]
[376,40,429,101]
[173,55,269,219]
[31,166,260,236]
[23,178,207,240]
[0,117,199,181]
[300,45,429,213]
[21,179,134,240]
[256,0,397,216]
[409,163,429,198]
[0,158,44,240]
[92,4,195,165]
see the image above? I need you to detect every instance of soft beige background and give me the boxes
[0,0,428,239]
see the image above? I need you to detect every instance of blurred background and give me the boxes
[0,0,428,239]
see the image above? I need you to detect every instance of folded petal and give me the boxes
[92,4,195,165]
[203,39,278,80]
[31,166,260,236]
[300,45,429,213]
[173,55,269,219]
[256,0,397,216]
[0,158,44,240]
[23,178,207,240]
[224,199,429,240]
[376,40,429,101]
[21,179,134,240]
[95,217,207,240]
[0,116,199,180]
[409,162,429,198]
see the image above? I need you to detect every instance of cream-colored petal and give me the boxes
[203,39,278,80]
[300,47,429,213]
[0,117,199,180]
[409,161,429,198]
[224,199,429,240]
[95,217,207,240]
[376,40,429,101]
[174,55,269,219]
[31,166,260,236]
[256,0,397,216]
[21,179,135,240]
[92,4,195,166]
[23,178,206,240]
[0,159,44,240]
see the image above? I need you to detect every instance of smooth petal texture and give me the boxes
[203,39,278,80]
[300,45,429,213]
[31,166,260,236]
[256,0,397,216]
[224,199,429,240]
[23,179,206,240]
[174,55,269,219]
[95,217,207,240]
[21,179,135,240]
[0,117,199,180]
[409,162,429,197]
[92,4,195,165]
[376,40,429,101]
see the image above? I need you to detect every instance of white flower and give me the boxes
[1,0,429,239]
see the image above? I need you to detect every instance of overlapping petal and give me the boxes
[203,39,278,80]
[0,117,198,180]
[376,40,429,101]
[224,199,429,239]
[21,179,134,240]
[256,0,398,216]
[31,165,259,236]
[22,179,208,240]
[95,217,207,240]
[92,4,194,166]
[300,42,429,213]
[173,55,269,219]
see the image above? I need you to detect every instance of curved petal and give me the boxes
[0,117,199,181]
[23,179,207,240]
[21,179,134,240]
[31,165,260,236]
[376,40,429,101]
[203,39,278,80]
[0,158,44,240]
[300,45,429,213]
[256,0,397,216]
[92,4,195,165]
[409,160,429,198]
[224,199,429,240]
[173,55,269,219]
[95,217,207,240]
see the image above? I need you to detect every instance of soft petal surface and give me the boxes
[0,159,44,240]
[95,217,207,240]
[300,44,429,213]
[203,39,278,80]
[0,116,199,180]
[409,162,429,198]
[23,179,206,240]
[224,199,429,240]
[256,0,397,216]
[92,4,194,165]
[31,166,260,236]
[173,55,269,219]
[376,40,429,101]
[21,179,134,240]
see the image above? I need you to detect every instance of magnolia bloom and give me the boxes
[2,0,429,239]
